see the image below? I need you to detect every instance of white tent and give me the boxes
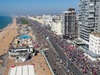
[9,65,35,75]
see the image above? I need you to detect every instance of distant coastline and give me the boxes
[0,16,13,29]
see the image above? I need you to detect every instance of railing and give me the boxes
[41,51,55,75]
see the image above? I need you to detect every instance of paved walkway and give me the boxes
[0,54,9,75]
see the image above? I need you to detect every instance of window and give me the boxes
[95,50,97,53]
[98,50,100,53]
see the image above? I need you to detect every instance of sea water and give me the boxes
[0,16,12,29]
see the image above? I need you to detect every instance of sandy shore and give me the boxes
[0,17,19,55]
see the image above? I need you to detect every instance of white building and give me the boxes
[51,21,62,36]
[28,16,44,24]
[43,15,52,26]
[89,32,100,54]
[43,15,63,36]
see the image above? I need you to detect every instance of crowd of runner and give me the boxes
[54,35,100,75]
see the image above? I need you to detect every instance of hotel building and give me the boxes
[78,0,100,44]
[62,8,77,38]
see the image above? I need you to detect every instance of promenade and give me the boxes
[0,17,19,75]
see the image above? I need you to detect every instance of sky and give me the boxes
[0,0,79,15]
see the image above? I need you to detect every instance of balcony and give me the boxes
[81,28,89,32]
[88,19,94,22]
[88,9,95,12]
[88,15,94,18]
[89,3,94,6]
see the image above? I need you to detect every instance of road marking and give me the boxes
[62,68,67,75]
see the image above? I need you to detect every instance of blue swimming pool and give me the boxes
[19,35,30,39]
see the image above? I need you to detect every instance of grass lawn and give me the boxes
[20,18,29,25]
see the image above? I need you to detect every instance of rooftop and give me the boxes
[73,39,85,45]
[91,32,100,37]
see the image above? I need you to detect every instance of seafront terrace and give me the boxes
[12,35,33,48]
[8,35,34,62]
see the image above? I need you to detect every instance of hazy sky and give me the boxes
[0,0,79,15]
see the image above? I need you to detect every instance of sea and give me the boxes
[0,16,13,29]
